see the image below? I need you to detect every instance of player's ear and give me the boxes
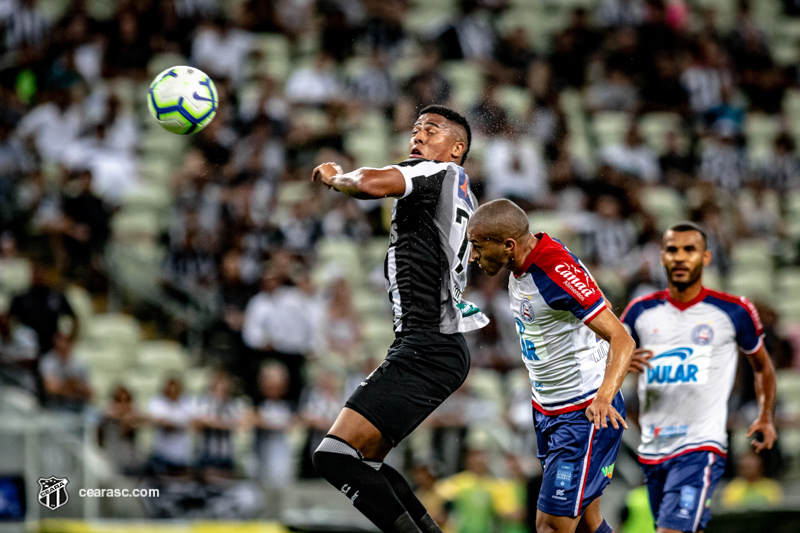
[451,141,465,161]
[504,238,516,254]
[702,249,712,266]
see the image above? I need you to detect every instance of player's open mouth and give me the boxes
[410,148,423,158]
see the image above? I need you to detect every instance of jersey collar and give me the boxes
[513,232,546,278]
[666,286,708,311]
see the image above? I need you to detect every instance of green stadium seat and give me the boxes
[65,284,94,339]
[316,239,364,286]
[137,340,188,373]
[528,211,566,238]
[251,33,292,82]
[730,239,774,270]
[744,113,781,163]
[727,266,773,301]
[443,61,485,110]
[641,187,686,232]
[591,112,630,148]
[183,367,214,395]
[0,258,32,296]
[497,86,531,119]
[638,113,681,155]
[111,210,160,244]
[87,313,141,364]
[147,53,189,79]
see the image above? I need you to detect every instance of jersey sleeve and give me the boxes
[736,296,765,354]
[391,160,450,199]
[619,301,641,347]
[530,244,605,323]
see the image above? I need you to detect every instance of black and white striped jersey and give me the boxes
[383,158,479,334]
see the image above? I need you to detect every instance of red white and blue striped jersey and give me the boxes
[509,233,609,416]
[621,287,764,464]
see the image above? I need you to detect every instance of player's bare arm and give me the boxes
[312,162,407,199]
[745,344,778,453]
[585,308,635,430]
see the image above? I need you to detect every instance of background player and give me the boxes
[621,221,777,533]
[310,105,486,533]
[467,199,635,533]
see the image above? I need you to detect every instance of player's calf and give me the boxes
[312,436,422,533]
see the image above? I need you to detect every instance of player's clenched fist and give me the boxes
[312,162,343,189]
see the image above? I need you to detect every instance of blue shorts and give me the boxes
[640,451,726,532]
[534,392,625,517]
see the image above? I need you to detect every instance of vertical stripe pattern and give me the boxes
[386,247,403,332]
[692,452,715,532]
[574,425,596,516]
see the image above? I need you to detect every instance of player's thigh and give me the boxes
[574,498,603,533]
[328,407,393,460]
[536,510,581,533]
[535,392,625,519]
[656,452,725,532]
[344,332,469,448]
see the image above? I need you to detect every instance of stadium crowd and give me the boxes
[1,0,800,527]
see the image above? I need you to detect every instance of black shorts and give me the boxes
[345,331,470,446]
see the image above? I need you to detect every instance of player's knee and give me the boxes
[535,513,563,533]
[313,435,361,481]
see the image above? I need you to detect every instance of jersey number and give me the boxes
[454,208,470,274]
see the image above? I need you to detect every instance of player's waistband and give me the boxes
[532,388,599,416]
[637,442,727,465]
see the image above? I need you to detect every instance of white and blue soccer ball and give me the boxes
[147,66,218,134]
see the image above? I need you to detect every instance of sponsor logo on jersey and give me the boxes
[555,462,573,489]
[691,324,714,345]
[650,424,689,439]
[457,169,473,209]
[520,297,535,323]
[554,263,595,301]
[645,346,711,385]
[601,463,615,479]
[679,486,696,516]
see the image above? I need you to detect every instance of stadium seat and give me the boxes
[251,33,292,82]
[316,239,364,286]
[730,239,774,271]
[126,373,164,409]
[591,112,630,148]
[497,86,531,118]
[65,284,94,339]
[640,187,686,232]
[137,340,188,373]
[727,266,773,301]
[744,113,781,163]
[528,211,566,238]
[638,113,681,155]
[111,210,161,244]
[183,367,213,395]
[352,288,390,317]
[87,313,142,364]
[0,257,32,296]
[443,61,485,110]
[147,53,188,79]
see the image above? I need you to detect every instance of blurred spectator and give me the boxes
[737,180,785,240]
[681,39,734,118]
[348,51,398,113]
[586,66,639,113]
[148,377,195,477]
[582,193,638,269]
[658,130,694,189]
[435,446,524,533]
[298,370,342,479]
[285,51,344,105]
[252,363,296,487]
[699,120,748,191]
[362,0,407,58]
[550,9,600,89]
[193,370,248,478]
[39,331,91,412]
[9,261,76,355]
[596,0,645,28]
[639,52,690,114]
[4,0,50,53]
[103,8,151,79]
[492,27,537,86]
[433,0,497,61]
[760,132,800,199]
[324,277,363,363]
[0,299,38,392]
[600,124,660,183]
[410,460,448,529]
[191,17,253,86]
[15,88,83,164]
[99,385,145,475]
[721,451,783,509]
[395,46,452,130]
[483,117,549,210]
[469,82,510,137]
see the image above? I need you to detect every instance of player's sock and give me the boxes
[313,436,421,533]
[593,519,613,533]
[377,463,443,533]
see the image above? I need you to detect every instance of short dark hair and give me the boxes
[667,221,708,249]
[419,105,472,165]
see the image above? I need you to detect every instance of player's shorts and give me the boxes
[534,391,626,517]
[345,331,469,446]
[640,451,726,532]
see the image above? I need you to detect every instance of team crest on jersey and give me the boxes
[691,324,714,345]
[520,297,535,323]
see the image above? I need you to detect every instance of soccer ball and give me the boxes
[147,66,218,135]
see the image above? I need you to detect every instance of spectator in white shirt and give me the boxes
[600,124,660,184]
[285,51,343,105]
[39,331,91,412]
[252,363,296,487]
[15,88,83,164]
[191,16,253,86]
[148,377,195,476]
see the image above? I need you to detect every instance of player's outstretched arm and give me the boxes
[312,162,407,199]
[745,345,778,453]
[585,308,635,430]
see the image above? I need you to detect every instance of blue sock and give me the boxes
[594,519,613,533]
